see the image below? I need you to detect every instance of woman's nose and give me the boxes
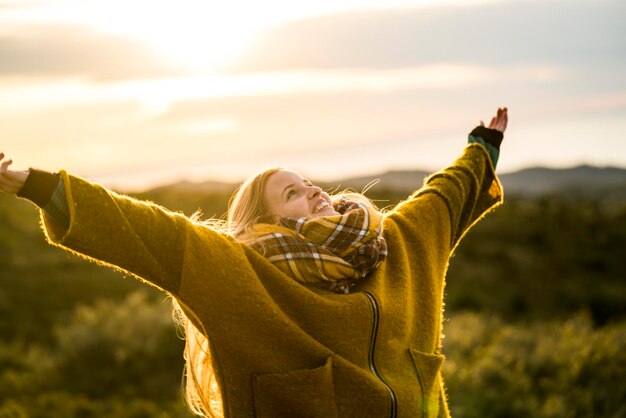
[307,185,322,198]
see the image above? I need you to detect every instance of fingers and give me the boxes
[486,107,508,133]
[1,157,13,172]
[501,107,508,132]
[0,156,14,185]
[496,107,508,133]
[0,153,22,194]
[0,153,12,176]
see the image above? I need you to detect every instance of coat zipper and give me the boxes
[362,291,398,418]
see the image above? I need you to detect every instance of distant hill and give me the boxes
[317,169,432,193]
[146,179,236,194]
[144,165,626,198]
[334,165,626,196]
[498,165,626,195]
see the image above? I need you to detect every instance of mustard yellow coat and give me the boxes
[41,144,503,418]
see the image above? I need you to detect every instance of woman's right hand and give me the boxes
[480,107,508,134]
[0,152,30,194]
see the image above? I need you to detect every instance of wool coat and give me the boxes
[39,143,503,418]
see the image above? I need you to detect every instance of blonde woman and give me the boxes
[0,107,508,418]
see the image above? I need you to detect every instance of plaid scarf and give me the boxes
[242,198,387,293]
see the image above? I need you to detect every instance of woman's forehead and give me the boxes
[268,170,305,185]
[264,170,307,201]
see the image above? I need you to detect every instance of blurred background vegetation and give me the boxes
[1,174,625,417]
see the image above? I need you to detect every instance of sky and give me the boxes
[2,0,625,190]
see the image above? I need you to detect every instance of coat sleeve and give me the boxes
[386,143,503,253]
[40,170,202,295]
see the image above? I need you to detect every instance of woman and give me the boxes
[0,107,508,418]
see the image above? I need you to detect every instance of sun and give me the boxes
[93,1,265,72]
[52,0,267,72]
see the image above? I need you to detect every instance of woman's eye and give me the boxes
[287,190,296,199]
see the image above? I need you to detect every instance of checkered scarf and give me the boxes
[242,198,387,293]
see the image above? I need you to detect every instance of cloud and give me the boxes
[0,24,185,81]
[227,0,626,72]
[0,63,562,116]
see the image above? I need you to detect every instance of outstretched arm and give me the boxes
[387,107,507,252]
[1,154,203,296]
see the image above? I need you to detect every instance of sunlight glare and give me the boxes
[3,0,265,72]
[2,0,507,72]
[180,117,240,135]
[81,0,265,72]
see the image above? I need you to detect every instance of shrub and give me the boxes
[443,312,626,418]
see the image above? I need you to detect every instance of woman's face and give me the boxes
[264,170,340,219]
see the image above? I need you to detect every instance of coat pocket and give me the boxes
[253,356,338,418]
[409,348,445,418]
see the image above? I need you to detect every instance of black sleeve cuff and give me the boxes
[469,126,503,150]
[16,168,61,208]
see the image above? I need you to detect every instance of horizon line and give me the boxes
[92,161,626,193]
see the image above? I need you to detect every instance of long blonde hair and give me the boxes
[172,167,381,417]
[227,167,283,238]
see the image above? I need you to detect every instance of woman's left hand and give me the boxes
[0,152,30,194]
[480,107,508,133]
